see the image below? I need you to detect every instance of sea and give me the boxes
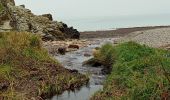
[60,14,170,32]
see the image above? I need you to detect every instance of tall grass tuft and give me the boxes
[93,43,116,67]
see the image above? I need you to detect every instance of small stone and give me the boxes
[58,47,66,55]
[69,69,78,73]
[84,53,91,57]
[68,44,79,49]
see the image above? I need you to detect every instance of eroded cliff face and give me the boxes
[0,0,80,40]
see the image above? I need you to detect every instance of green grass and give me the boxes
[93,43,115,67]
[0,3,3,13]
[91,42,170,100]
[0,32,88,100]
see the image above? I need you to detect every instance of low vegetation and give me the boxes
[0,32,88,100]
[0,3,3,12]
[91,42,170,100]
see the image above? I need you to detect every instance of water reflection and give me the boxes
[52,85,103,100]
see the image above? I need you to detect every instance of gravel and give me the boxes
[120,28,170,48]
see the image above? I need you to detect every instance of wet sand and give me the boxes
[80,26,170,39]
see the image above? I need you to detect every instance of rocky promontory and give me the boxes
[0,0,80,40]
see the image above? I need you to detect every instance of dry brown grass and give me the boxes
[0,32,89,100]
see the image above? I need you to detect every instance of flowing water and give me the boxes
[51,38,117,100]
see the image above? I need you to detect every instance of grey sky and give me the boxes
[15,0,170,20]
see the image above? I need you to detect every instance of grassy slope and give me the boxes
[0,32,88,100]
[91,42,170,100]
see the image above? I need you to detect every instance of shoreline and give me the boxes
[80,25,170,39]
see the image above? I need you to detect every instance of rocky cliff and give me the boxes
[0,0,80,40]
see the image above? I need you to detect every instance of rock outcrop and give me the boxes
[0,0,80,40]
[0,1,8,24]
[42,14,53,21]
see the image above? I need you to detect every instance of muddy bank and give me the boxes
[80,26,170,39]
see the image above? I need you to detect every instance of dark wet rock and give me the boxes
[68,69,79,73]
[59,22,80,39]
[83,58,112,75]
[83,58,102,67]
[68,44,79,49]
[58,47,66,55]
[19,4,25,8]
[84,53,91,57]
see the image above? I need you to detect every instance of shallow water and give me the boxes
[52,38,116,100]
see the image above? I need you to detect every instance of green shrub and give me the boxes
[94,43,116,67]
[91,42,170,100]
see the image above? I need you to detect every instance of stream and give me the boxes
[51,38,117,100]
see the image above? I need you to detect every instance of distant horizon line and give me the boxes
[79,25,170,32]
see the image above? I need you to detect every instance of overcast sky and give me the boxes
[15,0,170,20]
